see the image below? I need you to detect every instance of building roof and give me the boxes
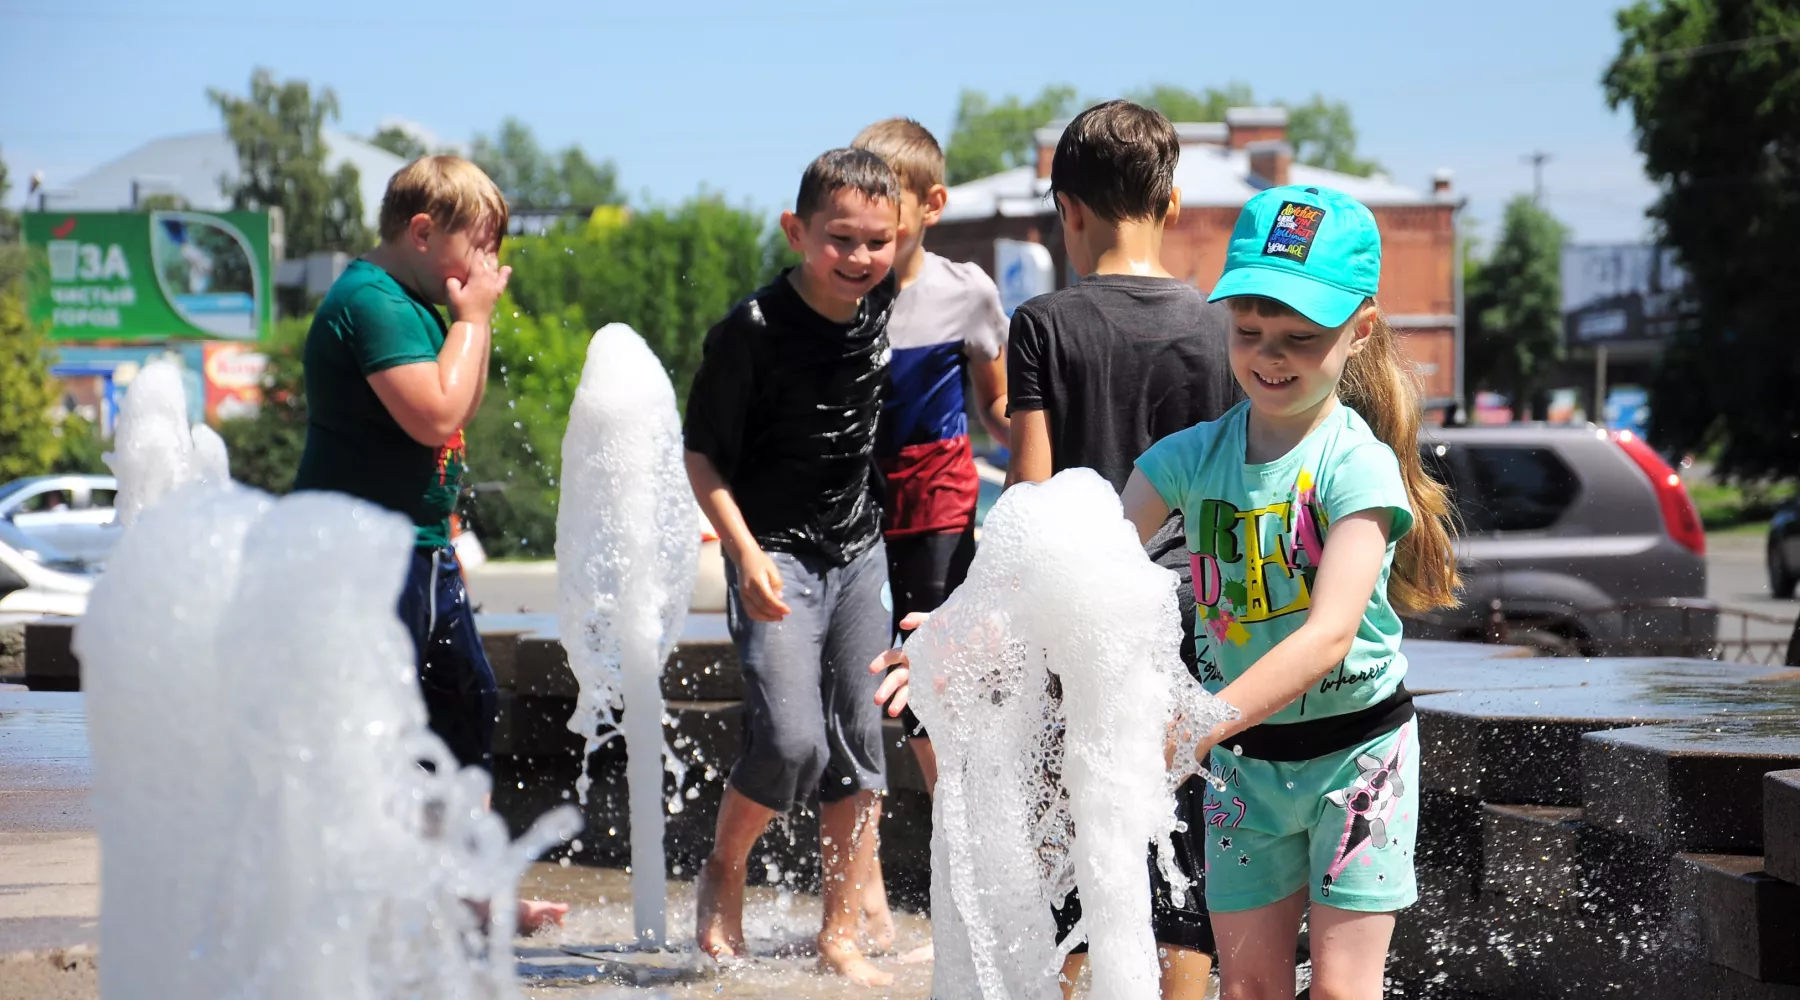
[942,126,1446,223]
[38,130,405,229]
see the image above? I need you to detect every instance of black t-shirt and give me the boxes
[1007,274,1243,492]
[1008,275,1243,673]
[684,270,897,566]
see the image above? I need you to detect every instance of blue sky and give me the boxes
[2,0,1655,246]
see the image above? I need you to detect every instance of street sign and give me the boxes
[24,210,273,343]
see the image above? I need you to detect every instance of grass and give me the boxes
[1688,478,1795,531]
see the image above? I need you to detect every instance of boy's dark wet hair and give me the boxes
[795,147,900,220]
[1050,100,1180,224]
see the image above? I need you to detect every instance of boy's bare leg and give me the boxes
[860,853,897,954]
[818,791,894,986]
[697,785,776,960]
[892,735,937,963]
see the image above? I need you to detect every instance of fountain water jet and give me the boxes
[555,323,701,950]
[904,469,1236,1000]
[75,483,578,998]
[104,357,229,526]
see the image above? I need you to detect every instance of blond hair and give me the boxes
[1229,297,1462,614]
[378,155,509,248]
[851,118,944,198]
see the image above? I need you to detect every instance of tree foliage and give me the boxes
[943,86,1079,186]
[369,124,430,162]
[209,69,371,258]
[943,82,1380,187]
[470,118,622,208]
[0,167,59,481]
[217,315,312,495]
[1604,0,1800,478]
[1465,195,1568,418]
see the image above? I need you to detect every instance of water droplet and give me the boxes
[1231,745,1244,756]
[559,856,572,868]
[570,839,583,852]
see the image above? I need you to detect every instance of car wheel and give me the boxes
[1770,542,1798,600]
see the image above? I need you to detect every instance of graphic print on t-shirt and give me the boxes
[1189,468,1328,683]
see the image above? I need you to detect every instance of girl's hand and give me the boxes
[870,612,930,717]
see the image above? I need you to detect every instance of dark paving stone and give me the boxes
[1418,669,1800,806]
[1584,720,1800,854]
[21,621,79,691]
[1670,853,1800,985]
[1767,770,1800,887]
[506,615,740,701]
[1481,804,1583,908]
[1408,655,1790,698]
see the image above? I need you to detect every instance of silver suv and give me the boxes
[1407,424,1710,656]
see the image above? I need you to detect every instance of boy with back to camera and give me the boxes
[851,115,1012,966]
[294,155,566,931]
[874,100,1242,997]
[683,148,902,987]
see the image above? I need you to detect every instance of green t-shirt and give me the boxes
[293,260,464,549]
[1136,400,1414,724]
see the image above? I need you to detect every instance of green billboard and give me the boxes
[24,211,273,343]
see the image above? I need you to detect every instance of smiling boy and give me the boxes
[683,148,901,986]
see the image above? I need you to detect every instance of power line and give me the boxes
[1623,27,1800,65]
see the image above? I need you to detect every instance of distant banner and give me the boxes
[24,211,273,343]
[1560,243,1696,347]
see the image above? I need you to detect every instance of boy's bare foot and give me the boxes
[695,856,747,960]
[897,940,934,965]
[819,935,895,987]
[518,899,569,934]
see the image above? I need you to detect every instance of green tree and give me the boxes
[209,69,371,258]
[369,124,429,162]
[470,118,622,207]
[1285,95,1382,177]
[0,211,59,480]
[943,85,1079,186]
[1465,195,1568,418]
[216,315,311,495]
[1128,82,1255,124]
[1604,0,1800,478]
[0,150,18,243]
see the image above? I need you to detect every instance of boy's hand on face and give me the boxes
[447,250,511,325]
[736,547,792,622]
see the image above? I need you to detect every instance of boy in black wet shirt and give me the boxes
[684,147,901,987]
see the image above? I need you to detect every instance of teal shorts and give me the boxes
[1201,720,1420,914]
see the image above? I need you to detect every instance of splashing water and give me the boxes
[904,470,1237,1000]
[104,357,230,526]
[74,483,578,998]
[555,323,700,949]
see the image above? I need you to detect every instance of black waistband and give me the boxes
[1229,685,1415,762]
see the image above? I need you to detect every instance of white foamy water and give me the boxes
[104,357,230,526]
[75,484,578,999]
[555,323,700,949]
[904,470,1236,1000]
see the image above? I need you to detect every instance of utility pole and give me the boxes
[1524,151,1552,204]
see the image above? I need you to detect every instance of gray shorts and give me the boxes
[724,541,891,813]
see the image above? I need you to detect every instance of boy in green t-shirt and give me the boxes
[294,155,565,930]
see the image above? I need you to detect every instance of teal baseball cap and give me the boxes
[1207,184,1381,328]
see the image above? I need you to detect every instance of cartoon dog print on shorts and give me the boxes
[1319,721,1410,899]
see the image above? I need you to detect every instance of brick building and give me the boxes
[929,107,1464,407]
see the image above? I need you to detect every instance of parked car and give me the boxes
[1769,499,1800,599]
[0,516,95,617]
[0,474,121,568]
[1407,425,1711,656]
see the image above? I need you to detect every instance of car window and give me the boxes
[16,491,72,514]
[1455,446,1580,533]
[89,489,117,509]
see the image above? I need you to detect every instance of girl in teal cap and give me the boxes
[1123,184,1459,999]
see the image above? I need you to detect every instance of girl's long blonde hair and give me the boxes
[1232,298,1461,614]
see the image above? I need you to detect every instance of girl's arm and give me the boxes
[1121,469,1171,544]
[1200,508,1393,750]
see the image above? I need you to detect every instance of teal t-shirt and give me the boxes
[292,260,463,549]
[1136,400,1414,724]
